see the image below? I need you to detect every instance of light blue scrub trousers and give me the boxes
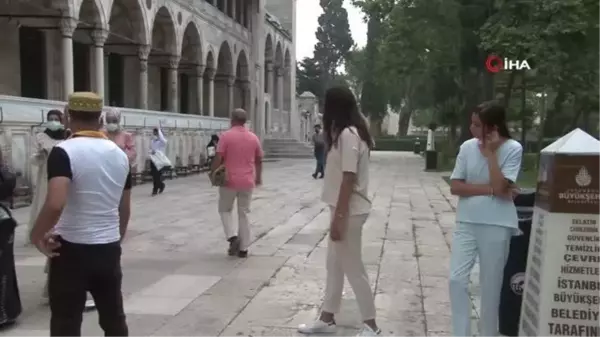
[449,222,513,337]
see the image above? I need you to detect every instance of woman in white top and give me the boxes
[298,87,380,336]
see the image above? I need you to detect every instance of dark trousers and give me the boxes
[49,238,127,336]
[314,147,325,177]
[150,161,164,194]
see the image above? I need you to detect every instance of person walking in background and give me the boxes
[28,109,66,302]
[298,87,380,336]
[206,134,219,167]
[211,109,263,258]
[148,123,168,196]
[103,108,137,166]
[312,124,325,179]
[30,92,132,336]
[448,101,522,337]
[0,148,20,327]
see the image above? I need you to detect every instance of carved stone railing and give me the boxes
[0,95,230,195]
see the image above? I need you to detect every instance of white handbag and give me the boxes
[149,150,172,171]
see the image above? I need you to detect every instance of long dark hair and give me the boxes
[474,101,512,138]
[322,86,374,150]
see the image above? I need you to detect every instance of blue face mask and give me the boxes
[46,121,64,131]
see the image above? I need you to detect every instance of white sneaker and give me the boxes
[356,324,381,336]
[298,320,337,334]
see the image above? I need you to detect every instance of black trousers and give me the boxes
[314,147,325,176]
[150,161,164,193]
[49,238,127,336]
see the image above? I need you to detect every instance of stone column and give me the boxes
[168,55,180,112]
[205,68,216,117]
[241,80,251,111]
[91,29,108,100]
[232,0,237,22]
[60,18,77,99]
[227,75,236,117]
[223,0,228,16]
[196,65,205,115]
[138,45,151,109]
[265,62,274,132]
[276,67,285,133]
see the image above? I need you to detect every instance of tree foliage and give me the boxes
[348,0,599,141]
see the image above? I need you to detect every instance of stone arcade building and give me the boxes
[0,0,298,194]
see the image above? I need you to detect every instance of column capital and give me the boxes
[265,61,274,72]
[205,67,216,80]
[275,66,286,77]
[227,76,236,87]
[60,17,77,38]
[196,64,205,77]
[138,45,151,61]
[255,62,262,70]
[168,55,181,69]
[92,29,109,47]
[241,80,252,90]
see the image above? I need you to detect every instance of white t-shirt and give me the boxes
[48,136,131,244]
[321,127,371,215]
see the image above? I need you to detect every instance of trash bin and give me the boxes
[499,189,536,337]
[425,150,438,170]
[413,140,421,154]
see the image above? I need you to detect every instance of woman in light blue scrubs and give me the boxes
[448,101,523,336]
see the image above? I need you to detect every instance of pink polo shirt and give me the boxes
[217,126,263,190]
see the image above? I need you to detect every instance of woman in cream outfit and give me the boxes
[29,109,66,301]
[298,87,380,337]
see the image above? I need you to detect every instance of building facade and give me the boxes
[0,0,297,188]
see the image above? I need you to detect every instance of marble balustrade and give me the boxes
[0,95,232,190]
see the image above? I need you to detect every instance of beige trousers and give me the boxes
[218,187,253,251]
[322,208,376,321]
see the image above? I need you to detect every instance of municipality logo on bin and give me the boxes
[510,272,525,295]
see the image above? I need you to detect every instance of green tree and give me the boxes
[313,0,355,97]
[296,57,322,98]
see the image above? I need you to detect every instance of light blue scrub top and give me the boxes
[450,138,523,233]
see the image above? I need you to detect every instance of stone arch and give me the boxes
[70,0,104,93]
[150,5,178,56]
[273,41,284,113]
[274,41,284,68]
[283,47,292,116]
[76,0,107,29]
[264,33,274,63]
[205,50,216,70]
[235,49,249,113]
[146,5,178,111]
[263,34,273,96]
[107,0,149,45]
[180,21,203,66]
[235,49,249,80]
[214,41,234,118]
[216,40,234,76]
[178,20,203,114]
[201,50,216,115]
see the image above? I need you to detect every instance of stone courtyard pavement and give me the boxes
[2,152,483,336]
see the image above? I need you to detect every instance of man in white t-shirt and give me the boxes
[30,92,132,336]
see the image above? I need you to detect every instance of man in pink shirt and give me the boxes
[211,109,263,258]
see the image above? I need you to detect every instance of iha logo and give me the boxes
[485,55,531,73]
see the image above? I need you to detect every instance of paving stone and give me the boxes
[0,153,483,336]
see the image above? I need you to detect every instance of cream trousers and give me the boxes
[322,208,376,321]
[218,187,253,251]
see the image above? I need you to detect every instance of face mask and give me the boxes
[46,121,63,131]
[106,123,119,132]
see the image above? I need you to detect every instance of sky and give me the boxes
[295,0,367,61]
